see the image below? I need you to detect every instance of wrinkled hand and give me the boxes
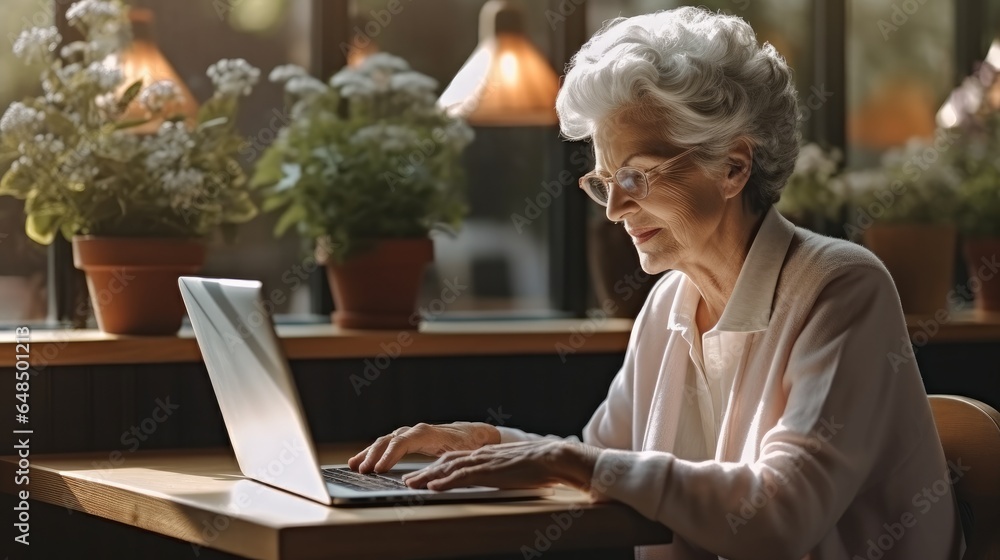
[348,422,500,473]
[401,440,601,492]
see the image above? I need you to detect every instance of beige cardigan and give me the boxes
[499,207,965,560]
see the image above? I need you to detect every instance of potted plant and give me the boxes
[847,137,961,316]
[254,54,472,329]
[776,142,851,238]
[0,0,259,334]
[951,111,1000,311]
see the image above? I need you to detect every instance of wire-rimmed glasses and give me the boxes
[578,146,699,207]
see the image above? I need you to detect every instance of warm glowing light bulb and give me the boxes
[499,52,518,84]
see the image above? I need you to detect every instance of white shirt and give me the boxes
[499,206,965,560]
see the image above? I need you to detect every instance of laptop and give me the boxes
[177,276,552,506]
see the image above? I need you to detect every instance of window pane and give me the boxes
[0,0,53,327]
[104,0,317,318]
[351,0,561,314]
[847,0,954,166]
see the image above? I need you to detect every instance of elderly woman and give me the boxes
[349,7,964,560]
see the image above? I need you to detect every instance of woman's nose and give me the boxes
[605,182,634,223]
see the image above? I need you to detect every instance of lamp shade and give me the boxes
[438,0,559,126]
[116,8,199,132]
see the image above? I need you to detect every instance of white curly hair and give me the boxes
[556,6,800,213]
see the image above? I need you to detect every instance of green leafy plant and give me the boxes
[0,0,259,245]
[950,112,1000,237]
[253,54,473,264]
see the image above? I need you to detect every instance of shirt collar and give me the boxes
[667,205,796,335]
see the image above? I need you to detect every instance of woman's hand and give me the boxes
[348,422,500,473]
[401,441,602,491]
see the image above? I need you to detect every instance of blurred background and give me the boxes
[0,0,991,328]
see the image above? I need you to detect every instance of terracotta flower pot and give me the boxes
[863,224,956,316]
[326,238,433,329]
[963,236,1000,312]
[72,236,206,335]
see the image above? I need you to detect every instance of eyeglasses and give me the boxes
[578,146,699,207]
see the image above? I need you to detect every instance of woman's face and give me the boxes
[592,118,748,275]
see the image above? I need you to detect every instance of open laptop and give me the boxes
[177,276,552,506]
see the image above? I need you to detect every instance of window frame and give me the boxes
[41,0,984,324]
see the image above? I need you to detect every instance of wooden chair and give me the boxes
[929,395,1000,560]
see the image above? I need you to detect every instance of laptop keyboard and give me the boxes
[321,467,410,492]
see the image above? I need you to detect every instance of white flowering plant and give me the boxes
[853,137,961,227]
[776,143,850,236]
[0,0,259,245]
[253,53,473,263]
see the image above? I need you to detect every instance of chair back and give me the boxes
[929,395,1000,560]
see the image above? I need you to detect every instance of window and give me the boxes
[0,0,320,328]
[132,0,317,318]
[0,0,53,328]
[846,0,955,167]
[350,0,564,315]
[2,0,995,328]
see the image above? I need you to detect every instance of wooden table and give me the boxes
[0,445,672,559]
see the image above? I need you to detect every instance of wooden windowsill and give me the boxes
[0,319,635,367]
[1,310,999,368]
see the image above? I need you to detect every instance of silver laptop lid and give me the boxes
[178,276,331,505]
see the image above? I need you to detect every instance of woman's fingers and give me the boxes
[374,435,419,472]
[373,424,438,472]
[351,423,490,474]
[426,466,488,491]
[346,448,369,470]
[356,434,396,473]
[348,432,399,470]
[402,451,478,488]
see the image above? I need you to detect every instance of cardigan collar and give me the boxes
[667,205,796,335]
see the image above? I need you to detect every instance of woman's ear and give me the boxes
[721,139,753,200]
